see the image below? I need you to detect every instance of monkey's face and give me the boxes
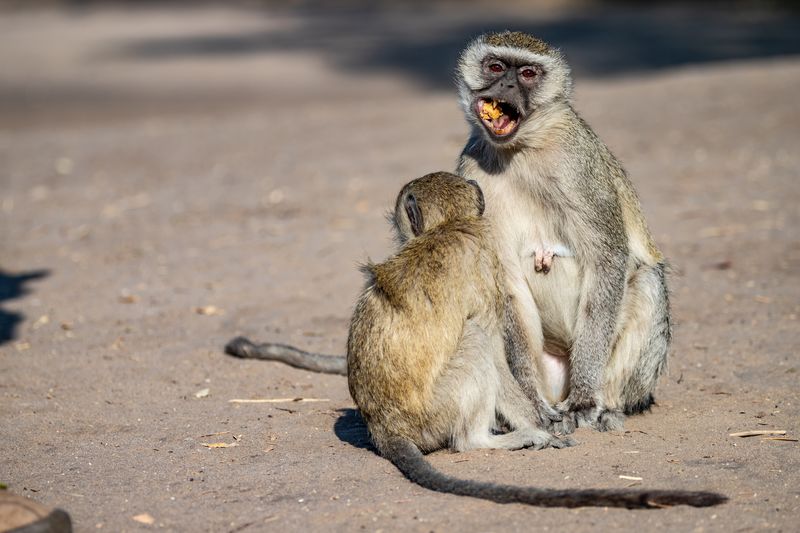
[457,33,573,147]
[392,172,485,244]
[472,57,541,143]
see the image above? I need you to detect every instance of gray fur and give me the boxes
[455,31,673,431]
[224,337,347,375]
[384,436,725,508]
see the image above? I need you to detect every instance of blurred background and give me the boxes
[1,1,800,126]
[2,0,798,343]
[1,2,799,531]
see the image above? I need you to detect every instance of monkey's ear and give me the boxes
[405,194,424,236]
[467,180,485,217]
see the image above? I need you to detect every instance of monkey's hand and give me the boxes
[536,401,570,433]
[553,399,596,433]
[555,397,624,433]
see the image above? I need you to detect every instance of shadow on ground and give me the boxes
[0,269,50,345]
[334,408,375,451]
[107,5,800,87]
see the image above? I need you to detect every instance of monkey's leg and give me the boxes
[456,360,571,452]
[443,323,567,452]
[601,262,670,428]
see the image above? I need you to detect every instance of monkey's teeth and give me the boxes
[477,100,519,137]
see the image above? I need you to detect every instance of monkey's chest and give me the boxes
[523,250,582,345]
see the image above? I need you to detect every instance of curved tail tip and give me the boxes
[224,336,255,358]
[690,492,728,507]
[647,491,728,508]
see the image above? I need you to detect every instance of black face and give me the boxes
[474,56,544,143]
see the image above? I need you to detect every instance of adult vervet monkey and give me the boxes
[455,31,671,432]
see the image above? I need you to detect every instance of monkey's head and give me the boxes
[456,31,573,147]
[392,172,485,244]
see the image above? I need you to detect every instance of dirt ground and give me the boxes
[1,4,798,532]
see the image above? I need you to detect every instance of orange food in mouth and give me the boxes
[477,98,520,137]
[479,100,502,121]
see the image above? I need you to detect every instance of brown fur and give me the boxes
[486,31,552,55]
[347,172,555,451]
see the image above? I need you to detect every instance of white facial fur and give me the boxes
[456,37,573,125]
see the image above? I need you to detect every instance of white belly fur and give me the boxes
[477,173,581,403]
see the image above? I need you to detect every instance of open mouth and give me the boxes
[476,98,521,139]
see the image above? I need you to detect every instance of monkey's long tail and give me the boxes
[383,438,726,509]
[224,336,347,375]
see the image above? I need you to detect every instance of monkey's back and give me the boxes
[346,220,502,445]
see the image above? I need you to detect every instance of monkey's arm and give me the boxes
[224,336,347,375]
[503,296,563,429]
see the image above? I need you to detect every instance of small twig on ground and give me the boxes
[729,430,786,438]
[228,398,330,404]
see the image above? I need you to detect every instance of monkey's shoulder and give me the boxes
[364,221,494,308]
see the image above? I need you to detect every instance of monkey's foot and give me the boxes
[594,409,625,432]
[551,412,576,435]
[519,429,576,451]
[576,408,625,432]
[548,434,577,449]
[488,427,572,451]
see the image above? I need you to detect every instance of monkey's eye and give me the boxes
[488,63,505,73]
[520,68,538,79]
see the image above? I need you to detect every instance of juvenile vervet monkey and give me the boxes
[455,31,672,432]
[343,172,723,508]
[348,172,566,455]
[226,171,557,426]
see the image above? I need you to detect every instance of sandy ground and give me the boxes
[1,4,798,532]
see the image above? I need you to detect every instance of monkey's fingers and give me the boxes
[551,415,576,435]
[537,402,565,430]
